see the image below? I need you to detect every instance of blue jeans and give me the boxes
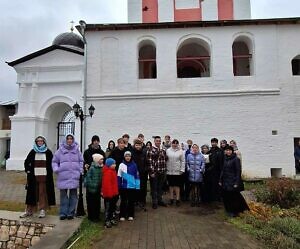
[60,189,78,217]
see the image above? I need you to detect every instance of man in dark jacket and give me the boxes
[295,139,300,174]
[132,138,148,208]
[110,138,127,171]
[209,137,224,201]
[122,134,132,151]
[83,135,106,173]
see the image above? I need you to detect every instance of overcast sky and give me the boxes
[1,0,300,101]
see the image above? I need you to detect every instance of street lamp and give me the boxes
[72,102,95,216]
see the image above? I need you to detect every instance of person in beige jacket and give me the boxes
[166,139,185,206]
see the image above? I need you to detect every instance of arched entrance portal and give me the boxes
[44,102,74,152]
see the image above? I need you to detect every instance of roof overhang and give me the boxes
[76,17,300,32]
[6,45,84,67]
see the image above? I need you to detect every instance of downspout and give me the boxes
[78,20,87,151]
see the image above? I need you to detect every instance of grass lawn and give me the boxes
[63,217,103,249]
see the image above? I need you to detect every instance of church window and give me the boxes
[138,41,157,79]
[292,55,300,76]
[232,37,253,76]
[177,38,210,78]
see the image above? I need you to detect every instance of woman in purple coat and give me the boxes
[52,134,83,220]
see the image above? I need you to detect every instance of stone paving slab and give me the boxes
[92,203,263,249]
[0,210,82,249]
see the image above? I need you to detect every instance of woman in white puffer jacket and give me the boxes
[166,139,185,206]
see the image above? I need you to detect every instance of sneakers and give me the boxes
[128,217,134,221]
[120,217,125,221]
[105,221,112,228]
[19,212,32,218]
[110,219,118,226]
[152,203,158,209]
[38,209,46,218]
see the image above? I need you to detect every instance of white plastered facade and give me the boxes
[7,24,300,177]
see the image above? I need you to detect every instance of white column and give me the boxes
[29,83,38,115]
[128,0,142,23]
[16,83,28,115]
[6,117,40,170]
[202,0,218,21]
[158,0,174,22]
[233,0,251,20]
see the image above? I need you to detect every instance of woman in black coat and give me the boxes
[20,136,56,218]
[219,145,249,217]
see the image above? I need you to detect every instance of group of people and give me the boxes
[20,132,249,228]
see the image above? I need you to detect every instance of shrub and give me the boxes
[255,178,300,208]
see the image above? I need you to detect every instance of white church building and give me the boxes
[6,0,300,177]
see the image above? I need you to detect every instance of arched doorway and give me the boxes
[43,102,74,152]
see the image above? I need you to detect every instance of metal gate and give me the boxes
[57,122,75,149]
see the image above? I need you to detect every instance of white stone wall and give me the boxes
[158,0,174,22]
[84,24,300,177]
[128,0,142,23]
[233,0,251,20]
[7,24,300,177]
[202,0,218,21]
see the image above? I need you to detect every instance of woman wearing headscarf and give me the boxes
[105,140,116,158]
[219,145,249,217]
[52,134,83,220]
[229,140,242,165]
[20,136,56,218]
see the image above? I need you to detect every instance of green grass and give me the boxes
[228,214,300,249]
[63,217,103,249]
[0,200,59,215]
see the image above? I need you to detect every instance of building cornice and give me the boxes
[87,89,280,100]
[77,18,300,32]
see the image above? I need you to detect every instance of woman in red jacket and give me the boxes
[102,158,119,228]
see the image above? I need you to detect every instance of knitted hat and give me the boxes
[92,153,104,163]
[124,151,132,157]
[105,158,116,167]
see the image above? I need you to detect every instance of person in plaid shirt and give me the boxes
[146,136,167,209]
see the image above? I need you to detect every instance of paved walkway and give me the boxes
[0,170,262,249]
[92,203,262,249]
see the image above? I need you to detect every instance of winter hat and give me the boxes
[92,153,103,163]
[124,151,132,157]
[105,158,116,167]
[91,135,100,143]
[224,145,234,152]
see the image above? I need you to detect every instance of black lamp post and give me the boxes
[73,102,95,216]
